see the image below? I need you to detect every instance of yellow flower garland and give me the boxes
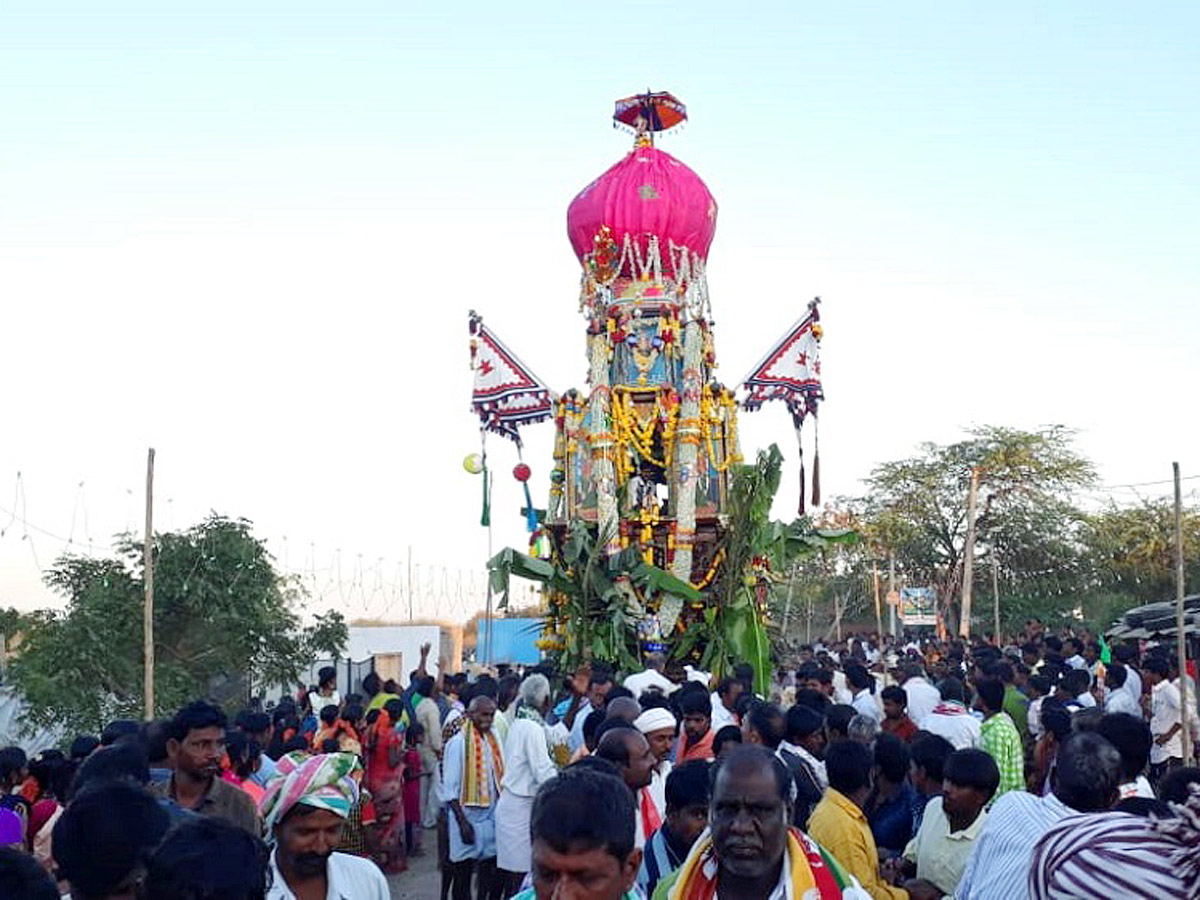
[610,389,677,474]
[700,388,743,473]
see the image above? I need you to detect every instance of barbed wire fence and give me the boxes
[0,471,550,624]
[0,470,1192,626]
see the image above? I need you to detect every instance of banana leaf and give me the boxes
[630,562,701,601]
[487,548,561,609]
[727,599,772,695]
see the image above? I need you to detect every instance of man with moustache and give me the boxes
[262,752,389,900]
[634,706,678,823]
[657,746,870,899]
[153,701,259,835]
[509,767,643,900]
[442,695,506,900]
[595,727,658,849]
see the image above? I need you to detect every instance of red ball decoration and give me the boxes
[513,463,532,482]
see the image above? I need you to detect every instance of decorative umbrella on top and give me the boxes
[613,90,687,134]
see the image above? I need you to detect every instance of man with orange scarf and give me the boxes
[655,746,871,900]
[440,695,505,900]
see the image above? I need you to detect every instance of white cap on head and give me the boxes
[634,707,677,734]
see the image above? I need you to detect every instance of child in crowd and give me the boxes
[403,724,425,854]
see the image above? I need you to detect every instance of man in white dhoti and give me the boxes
[495,674,561,896]
[441,696,505,900]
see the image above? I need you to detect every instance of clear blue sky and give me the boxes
[2,2,1197,618]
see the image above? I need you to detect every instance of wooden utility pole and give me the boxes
[888,553,897,638]
[959,466,980,639]
[1173,463,1192,764]
[781,563,798,639]
[991,549,1001,645]
[872,562,884,640]
[143,448,156,721]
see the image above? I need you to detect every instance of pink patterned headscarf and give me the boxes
[258,751,361,834]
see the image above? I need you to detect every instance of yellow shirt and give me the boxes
[807,788,908,900]
[366,692,400,712]
[902,796,985,896]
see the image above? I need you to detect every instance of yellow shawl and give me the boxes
[460,718,503,807]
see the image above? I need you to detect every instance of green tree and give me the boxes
[701,446,856,688]
[1079,499,1200,627]
[770,515,873,649]
[305,609,350,663]
[8,514,346,736]
[862,426,1095,633]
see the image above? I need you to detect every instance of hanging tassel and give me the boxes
[480,431,492,527]
[480,464,491,528]
[523,481,537,532]
[795,422,806,517]
[811,416,821,508]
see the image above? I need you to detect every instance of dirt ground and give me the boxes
[386,833,442,899]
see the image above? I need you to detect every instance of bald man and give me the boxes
[596,727,658,849]
[442,696,505,900]
[606,696,642,725]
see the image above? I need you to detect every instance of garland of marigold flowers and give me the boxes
[700,388,743,473]
[611,389,678,473]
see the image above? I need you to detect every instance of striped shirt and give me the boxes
[979,712,1024,800]
[637,824,687,898]
[954,791,1073,900]
[1029,811,1198,899]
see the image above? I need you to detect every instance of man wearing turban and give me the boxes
[636,706,679,825]
[1028,784,1200,900]
[260,752,389,900]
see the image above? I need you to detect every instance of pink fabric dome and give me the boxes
[567,145,717,266]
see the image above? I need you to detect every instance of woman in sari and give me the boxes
[366,699,408,874]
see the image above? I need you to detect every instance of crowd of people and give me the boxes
[1,625,1198,900]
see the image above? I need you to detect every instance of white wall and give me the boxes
[347,624,445,686]
[0,687,61,753]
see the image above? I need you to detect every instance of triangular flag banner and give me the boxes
[740,298,825,511]
[469,311,554,445]
[740,298,824,427]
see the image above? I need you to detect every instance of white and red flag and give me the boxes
[740,298,824,513]
[740,298,823,425]
[468,311,554,447]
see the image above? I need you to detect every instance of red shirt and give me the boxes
[676,729,716,762]
[881,715,919,742]
[402,748,423,823]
